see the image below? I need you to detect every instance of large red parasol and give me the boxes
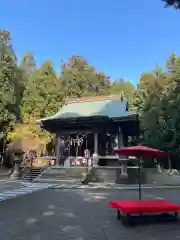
[114,145,168,200]
[114,145,168,158]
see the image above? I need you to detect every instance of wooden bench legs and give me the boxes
[116,210,133,225]
[117,210,121,220]
[174,212,178,220]
[116,210,179,226]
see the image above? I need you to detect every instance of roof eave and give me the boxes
[36,112,138,125]
[113,113,138,122]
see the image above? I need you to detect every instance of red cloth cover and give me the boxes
[109,200,180,214]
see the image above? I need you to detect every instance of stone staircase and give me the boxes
[37,166,145,185]
[38,166,130,184]
[22,167,46,182]
[38,166,88,184]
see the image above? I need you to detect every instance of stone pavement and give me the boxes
[0,180,179,203]
[50,182,180,190]
[0,181,54,202]
[0,188,179,239]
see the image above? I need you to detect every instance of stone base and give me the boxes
[10,161,21,180]
[85,167,146,184]
[10,171,21,180]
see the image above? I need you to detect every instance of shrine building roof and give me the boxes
[38,95,137,123]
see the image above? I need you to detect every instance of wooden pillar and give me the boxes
[55,135,61,166]
[118,127,123,148]
[68,135,71,157]
[94,132,98,153]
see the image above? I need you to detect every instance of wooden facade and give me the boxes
[37,96,139,166]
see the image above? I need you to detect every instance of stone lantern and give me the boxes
[118,156,129,176]
[9,139,25,180]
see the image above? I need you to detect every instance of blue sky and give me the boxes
[1,0,180,84]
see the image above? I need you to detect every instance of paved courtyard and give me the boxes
[0,181,23,192]
[0,188,180,239]
[0,181,53,201]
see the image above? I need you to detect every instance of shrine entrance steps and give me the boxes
[38,166,88,184]
[37,166,140,185]
[22,167,42,182]
[21,165,49,182]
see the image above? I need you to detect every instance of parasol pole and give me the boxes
[137,155,142,200]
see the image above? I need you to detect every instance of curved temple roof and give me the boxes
[38,95,137,123]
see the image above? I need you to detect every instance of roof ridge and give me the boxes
[68,95,125,103]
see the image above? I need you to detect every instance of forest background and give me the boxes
[1,0,180,170]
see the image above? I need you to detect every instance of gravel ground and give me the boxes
[0,188,180,240]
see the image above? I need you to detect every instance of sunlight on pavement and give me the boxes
[60,225,82,233]
[42,211,55,216]
[26,218,38,225]
[59,219,84,239]
[61,212,76,218]
[48,204,56,210]
[76,190,110,202]
[83,195,107,202]
[144,193,164,200]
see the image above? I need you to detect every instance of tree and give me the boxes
[163,0,180,9]
[7,118,52,158]
[20,52,36,73]
[0,30,17,63]
[21,60,64,120]
[135,54,180,168]
[4,29,180,170]
[105,78,135,101]
[132,67,170,146]
[61,55,111,97]
[0,30,19,139]
[130,89,144,112]
[0,29,25,167]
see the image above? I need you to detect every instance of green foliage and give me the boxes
[21,60,64,120]
[61,55,111,97]
[7,119,52,155]
[0,30,22,140]
[135,54,180,168]
[1,29,180,168]
[20,52,36,72]
[163,0,180,9]
[105,78,135,100]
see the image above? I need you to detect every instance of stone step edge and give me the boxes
[37,179,82,183]
[49,184,180,190]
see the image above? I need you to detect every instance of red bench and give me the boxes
[109,199,180,225]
